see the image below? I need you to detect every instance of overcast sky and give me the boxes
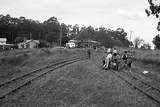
[0,0,159,45]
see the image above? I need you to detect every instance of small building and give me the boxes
[0,38,7,45]
[0,38,15,50]
[77,39,101,48]
[66,40,77,48]
[68,40,77,43]
[18,40,40,49]
[66,42,76,48]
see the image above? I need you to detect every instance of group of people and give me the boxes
[103,47,132,70]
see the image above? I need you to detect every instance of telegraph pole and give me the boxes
[129,30,134,72]
[129,30,134,54]
[130,30,133,42]
[59,23,62,46]
[30,32,32,40]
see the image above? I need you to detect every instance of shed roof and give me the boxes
[0,38,7,41]
[26,40,39,44]
[18,40,40,45]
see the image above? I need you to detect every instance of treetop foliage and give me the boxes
[146,0,160,17]
[146,0,160,49]
[153,34,160,49]
[0,14,131,47]
[146,0,160,31]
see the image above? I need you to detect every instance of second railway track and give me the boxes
[111,69,160,105]
[0,57,86,100]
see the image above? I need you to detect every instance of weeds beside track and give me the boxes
[110,69,160,105]
[0,57,87,100]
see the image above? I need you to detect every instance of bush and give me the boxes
[132,49,160,64]
[0,54,29,66]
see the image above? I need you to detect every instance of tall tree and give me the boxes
[153,34,160,49]
[0,14,131,48]
[43,16,60,43]
[134,37,144,48]
[146,0,160,30]
[140,42,151,50]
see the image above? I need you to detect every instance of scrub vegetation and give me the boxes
[0,48,86,83]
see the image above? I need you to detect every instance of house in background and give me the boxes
[0,38,15,50]
[0,38,7,45]
[77,39,101,48]
[66,42,76,48]
[18,39,40,49]
[0,38,7,50]
[66,40,77,48]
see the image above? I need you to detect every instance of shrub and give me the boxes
[0,54,29,66]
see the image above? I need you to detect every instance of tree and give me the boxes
[114,28,130,47]
[153,34,160,49]
[140,42,151,50]
[61,36,70,46]
[45,32,59,43]
[72,24,80,35]
[146,0,160,31]
[68,24,80,39]
[43,17,59,25]
[43,16,60,44]
[61,23,69,36]
[14,37,25,43]
[78,26,95,40]
[0,14,131,48]
[134,37,144,48]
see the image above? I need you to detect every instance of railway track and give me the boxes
[110,69,160,105]
[0,57,86,99]
[131,68,160,84]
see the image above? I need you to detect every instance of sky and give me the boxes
[0,0,159,46]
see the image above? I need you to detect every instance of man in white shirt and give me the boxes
[103,48,112,69]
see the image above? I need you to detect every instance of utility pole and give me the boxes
[30,32,32,40]
[130,30,133,42]
[129,30,134,72]
[59,23,62,46]
[129,30,134,53]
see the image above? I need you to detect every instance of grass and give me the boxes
[0,48,86,83]
[131,49,160,64]
[1,54,157,107]
[116,47,160,65]
[115,47,160,74]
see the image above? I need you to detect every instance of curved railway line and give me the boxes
[110,68,160,105]
[0,57,87,100]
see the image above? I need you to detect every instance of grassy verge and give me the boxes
[117,47,160,64]
[0,48,86,83]
[117,47,160,74]
[131,49,160,64]
[1,53,157,107]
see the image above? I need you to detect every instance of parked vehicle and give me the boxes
[66,42,76,48]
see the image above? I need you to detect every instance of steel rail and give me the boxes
[0,57,81,87]
[0,57,86,99]
[111,70,160,105]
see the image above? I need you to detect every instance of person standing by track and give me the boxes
[122,50,133,69]
[87,48,91,59]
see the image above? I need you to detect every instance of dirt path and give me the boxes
[0,55,159,107]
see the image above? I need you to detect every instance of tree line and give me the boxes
[0,14,132,48]
[1,0,160,49]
